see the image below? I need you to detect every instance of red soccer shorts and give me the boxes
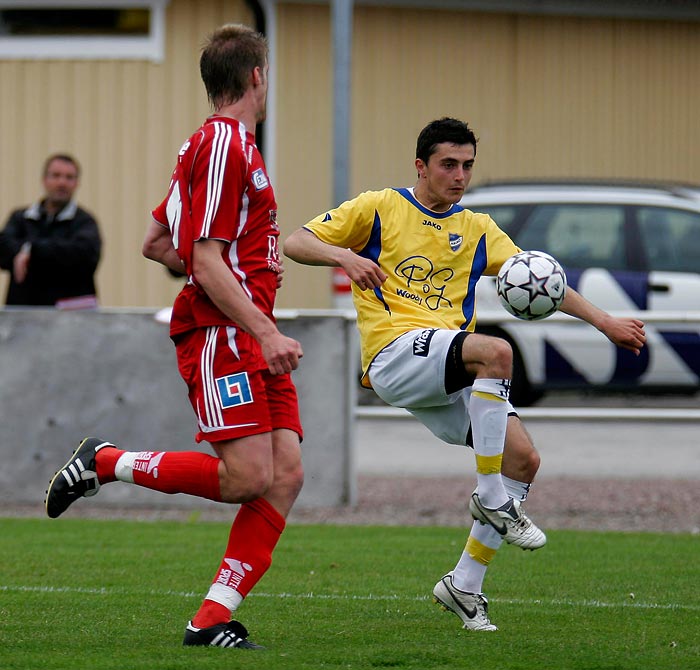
[174,325,303,444]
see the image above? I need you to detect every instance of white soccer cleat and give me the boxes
[433,573,498,631]
[469,492,546,550]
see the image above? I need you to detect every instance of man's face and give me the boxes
[43,159,79,208]
[416,142,475,210]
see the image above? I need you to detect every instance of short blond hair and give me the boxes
[200,23,268,109]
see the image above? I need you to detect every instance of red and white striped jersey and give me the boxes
[152,115,281,337]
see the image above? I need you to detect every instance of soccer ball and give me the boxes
[496,250,567,320]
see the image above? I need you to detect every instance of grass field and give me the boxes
[1,518,698,670]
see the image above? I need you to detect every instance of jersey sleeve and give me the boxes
[481,214,521,275]
[151,194,169,227]
[304,191,381,251]
[190,127,249,244]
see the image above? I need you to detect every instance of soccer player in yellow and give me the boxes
[284,117,646,631]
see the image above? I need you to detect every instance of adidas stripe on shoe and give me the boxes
[45,437,114,519]
[183,620,264,649]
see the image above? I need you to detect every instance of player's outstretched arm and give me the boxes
[284,229,387,291]
[559,287,646,355]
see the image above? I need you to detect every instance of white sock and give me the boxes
[453,477,533,593]
[452,521,504,593]
[469,379,510,509]
[502,475,531,502]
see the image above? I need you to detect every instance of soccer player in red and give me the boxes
[45,24,304,650]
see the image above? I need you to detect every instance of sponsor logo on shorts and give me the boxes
[216,372,254,408]
[412,328,436,357]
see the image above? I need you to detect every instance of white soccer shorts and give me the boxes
[368,328,514,447]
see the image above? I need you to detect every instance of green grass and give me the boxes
[1,518,698,670]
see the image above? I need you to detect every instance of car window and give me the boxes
[471,205,521,236]
[515,204,626,270]
[638,207,700,273]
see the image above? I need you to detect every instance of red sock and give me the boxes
[130,451,222,501]
[97,450,222,501]
[192,498,286,628]
[95,447,122,484]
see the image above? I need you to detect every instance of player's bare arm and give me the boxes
[193,238,302,375]
[142,219,186,275]
[560,287,646,355]
[284,228,387,290]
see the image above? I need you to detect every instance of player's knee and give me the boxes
[282,462,305,499]
[522,447,541,479]
[271,434,304,499]
[220,469,273,504]
[511,446,540,481]
[503,423,540,482]
[483,336,513,377]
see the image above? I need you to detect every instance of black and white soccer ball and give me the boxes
[496,250,567,320]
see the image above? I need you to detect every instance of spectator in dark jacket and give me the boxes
[0,153,101,308]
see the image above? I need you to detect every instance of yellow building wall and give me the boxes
[0,0,253,308]
[1,2,699,309]
[275,5,700,309]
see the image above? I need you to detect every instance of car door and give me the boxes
[507,202,648,390]
[634,206,700,384]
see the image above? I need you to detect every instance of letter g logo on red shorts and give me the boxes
[216,372,254,408]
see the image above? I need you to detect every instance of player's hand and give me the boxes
[341,251,387,291]
[600,317,646,355]
[276,258,285,289]
[262,332,303,375]
[13,245,30,284]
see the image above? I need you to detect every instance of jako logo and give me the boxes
[412,329,436,357]
[422,219,442,230]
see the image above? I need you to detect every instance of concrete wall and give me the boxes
[0,309,357,512]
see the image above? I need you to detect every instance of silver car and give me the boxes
[460,180,700,405]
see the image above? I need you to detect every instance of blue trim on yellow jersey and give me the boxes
[358,210,382,263]
[358,209,391,313]
[302,187,521,387]
[460,233,488,328]
[394,188,464,218]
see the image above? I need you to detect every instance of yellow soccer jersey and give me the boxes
[304,187,520,386]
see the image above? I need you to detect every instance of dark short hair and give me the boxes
[416,117,478,164]
[43,153,81,178]
[200,23,269,109]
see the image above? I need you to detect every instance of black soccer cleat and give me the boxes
[183,620,265,649]
[45,437,114,519]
